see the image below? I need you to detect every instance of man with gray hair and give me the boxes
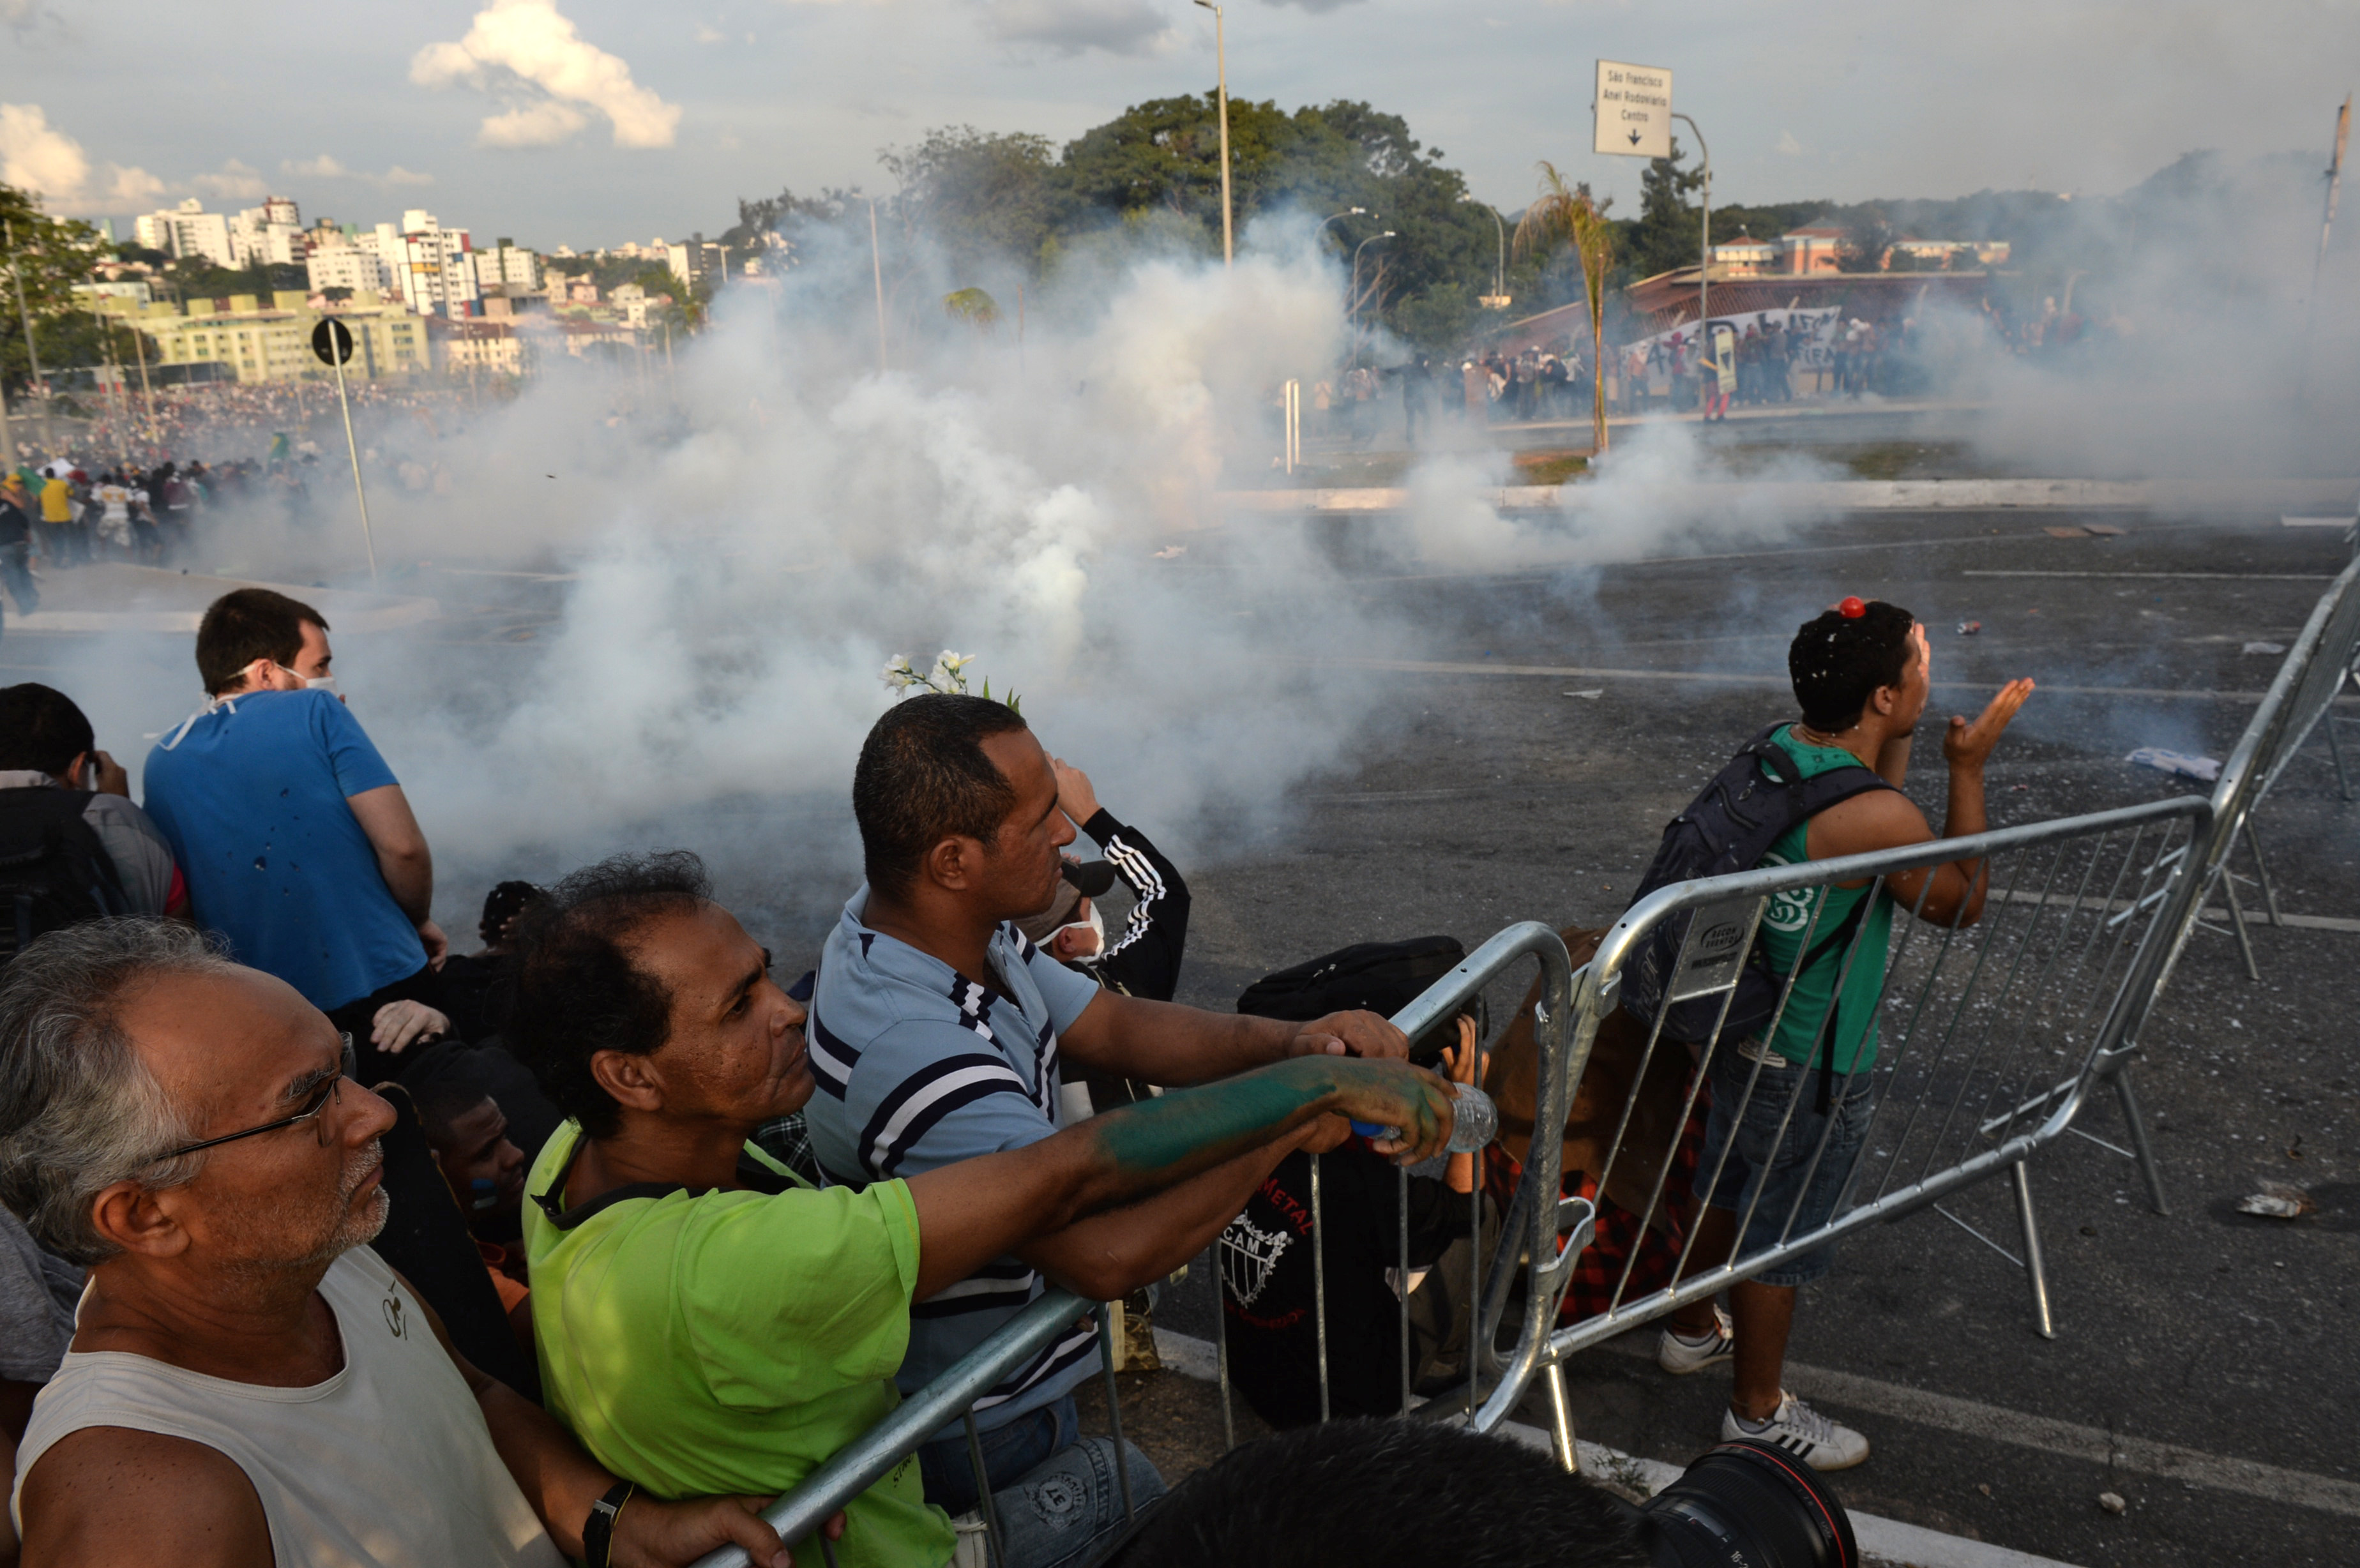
[0,917,801,1568]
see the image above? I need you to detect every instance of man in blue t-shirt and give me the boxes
[143,589,448,1081]
[808,693,1420,1515]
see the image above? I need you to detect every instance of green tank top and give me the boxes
[1754,725,1893,1075]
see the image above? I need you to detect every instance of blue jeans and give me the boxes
[918,1396,1163,1568]
[1697,1043,1876,1288]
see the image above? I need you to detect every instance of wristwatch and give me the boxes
[582,1480,635,1568]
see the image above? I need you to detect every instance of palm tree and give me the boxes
[1514,162,1614,453]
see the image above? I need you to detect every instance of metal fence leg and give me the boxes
[964,1412,1006,1568]
[2218,867,2263,981]
[1095,1306,1135,1521]
[1544,1360,1578,1474]
[1398,1166,1411,1418]
[2327,713,2355,801]
[2243,821,2285,927]
[1212,1255,1236,1453]
[2009,1163,2057,1340]
[2115,1066,2170,1216]
[1312,1152,1330,1424]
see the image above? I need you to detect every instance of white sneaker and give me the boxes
[1723,1391,1870,1470]
[1656,1305,1736,1375]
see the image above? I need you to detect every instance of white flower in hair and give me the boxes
[881,654,923,690]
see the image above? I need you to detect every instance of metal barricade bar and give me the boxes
[1534,794,2210,1371]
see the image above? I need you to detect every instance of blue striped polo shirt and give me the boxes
[804,887,1105,1434]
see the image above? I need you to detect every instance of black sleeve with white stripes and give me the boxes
[1080,808,1191,1003]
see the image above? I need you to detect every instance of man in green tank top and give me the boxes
[1654,598,2034,1470]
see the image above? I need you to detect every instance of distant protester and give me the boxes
[438,880,545,1044]
[0,684,188,954]
[0,918,799,1568]
[506,850,1455,1568]
[808,695,1421,1515]
[141,589,451,1082]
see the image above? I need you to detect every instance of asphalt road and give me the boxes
[1135,508,2357,1567]
[6,504,2349,1565]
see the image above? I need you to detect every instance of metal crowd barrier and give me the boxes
[1541,795,2207,1383]
[694,565,2360,1546]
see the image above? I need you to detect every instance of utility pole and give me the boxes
[1194,0,1234,267]
[1672,113,1712,331]
[867,198,889,372]
[2299,96,2352,406]
[1462,196,1508,306]
[5,220,54,453]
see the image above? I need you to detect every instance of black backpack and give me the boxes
[0,787,130,961]
[1618,726,1896,1099]
[1237,935,1478,1062]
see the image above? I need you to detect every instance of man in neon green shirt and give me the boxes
[513,852,1458,1568]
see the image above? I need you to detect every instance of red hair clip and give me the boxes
[1836,596,1866,618]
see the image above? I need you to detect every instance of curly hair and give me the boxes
[1787,599,1918,732]
[505,852,711,1140]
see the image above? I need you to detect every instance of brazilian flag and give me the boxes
[268,432,291,464]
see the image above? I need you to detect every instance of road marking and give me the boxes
[1589,1336,2360,1519]
[1961,570,2334,582]
[1149,1329,2087,1568]
[1328,658,2356,706]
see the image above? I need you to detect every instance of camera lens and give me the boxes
[1637,1438,1859,1568]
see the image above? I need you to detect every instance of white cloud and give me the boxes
[282,154,437,188]
[412,0,682,150]
[0,103,162,213]
[1775,130,1804,156]
[191,158,268,201]
[693,22,724,42]
[981,0,1169,56]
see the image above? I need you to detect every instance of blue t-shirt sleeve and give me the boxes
[1022,939,1102,1033]
[853,1020,1055,1180]
[311,693,398,798]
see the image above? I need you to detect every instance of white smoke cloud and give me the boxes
[0,103,162,213]
[412,0,683,151]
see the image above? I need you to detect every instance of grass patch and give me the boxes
[1513,449,1591,486]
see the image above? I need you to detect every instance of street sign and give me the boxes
[310,317,355,367]
[1594,60,1673,158]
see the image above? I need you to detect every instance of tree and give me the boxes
[1626,139,1704,279]
[1837,207,1895,272]
[0,185,116,400]
[882,127,1069,276]
[1514,162,1614,452]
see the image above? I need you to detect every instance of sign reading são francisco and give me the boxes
[1594,60,1672,158]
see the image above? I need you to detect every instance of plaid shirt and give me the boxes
[1484,1102,1707,1324]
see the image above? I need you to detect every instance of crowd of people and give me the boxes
[0,581,2033,1565]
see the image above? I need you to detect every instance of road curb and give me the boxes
[1148,1328,2084,1568]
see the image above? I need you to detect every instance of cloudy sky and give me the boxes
[6,0,2357,248]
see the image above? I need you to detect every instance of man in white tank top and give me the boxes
[0,919,799,1568]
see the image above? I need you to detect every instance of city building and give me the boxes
[437,318,526,376]
[307,237,391,297]
[96,290,433,382]
[664,236,723,290]
[471,237,542,294]
[379,210,480,319]
[229,198,305,267]
[132,200,236,268]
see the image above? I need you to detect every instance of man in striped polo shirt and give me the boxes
[807,695,1411,1514]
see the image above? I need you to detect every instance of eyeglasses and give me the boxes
[156,1034,357,1161]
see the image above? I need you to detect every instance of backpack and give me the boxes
[1617,725,1897,1101]
[0,788,130,961]
[1237,935,1478,1062]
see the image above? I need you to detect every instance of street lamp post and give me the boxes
[1316,207,1368,248]
[1672,112,1712,330]
[1193,0,1233,267]
[1462,195,1508,306]
[1350,231,1395,318]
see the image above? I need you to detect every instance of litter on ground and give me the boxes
[2126,747,2220,782]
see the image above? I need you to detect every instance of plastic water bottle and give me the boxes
[1350,1084,1497,1152]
